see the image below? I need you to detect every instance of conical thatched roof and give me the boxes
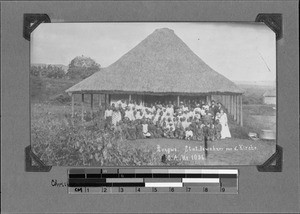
[66,28,242,95]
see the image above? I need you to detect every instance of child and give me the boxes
[136,120,145,139]
[127,121,137,140]
[185,127,193,140]
[135,109,143,120]
[202,110,212,125]
[155,121,164,138]
[208,121,215,141]
[114,121,122,134]
[104,105,113,129]
[214,119,222,140]
[168,119,175,138]
[202,122,210,142]
[121,119,130,139]
[148,121,156,138]
[142,120,151,138]
[181,117,187,130]
[162,121,169,138]
[174,117,184,139]
[145,109,153,120]
[178,126,185,139]
[190,121,198,141]
[195,123,204,142]
[169,127,175,138]
[153,111,160,124]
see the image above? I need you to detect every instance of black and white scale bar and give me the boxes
[69,169,238,178]
[68,169,238,193]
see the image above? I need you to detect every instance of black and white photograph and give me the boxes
[30,22,277,166]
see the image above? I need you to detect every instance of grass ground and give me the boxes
[31,102,276,166]
[30,77,277,166]
[123,138,276,165]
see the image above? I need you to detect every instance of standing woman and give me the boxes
[112,106,122,126]
[219,109,231,139]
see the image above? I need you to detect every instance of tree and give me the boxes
[67,55,101,79]
[30,65,66,79]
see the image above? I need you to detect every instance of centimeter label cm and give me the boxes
[69,186,237,194]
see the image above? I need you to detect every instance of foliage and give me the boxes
[31,106,165,166]
[67,55,101,80]
[30,65,66,79]
[49,93,72,104]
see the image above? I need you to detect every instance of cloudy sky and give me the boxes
[31,22,276,82]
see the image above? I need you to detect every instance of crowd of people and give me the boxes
[103,99,231,141]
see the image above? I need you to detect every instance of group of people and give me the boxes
[103,99,231,141]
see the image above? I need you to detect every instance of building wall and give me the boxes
[264,96,276,105]
[110,94,207,106]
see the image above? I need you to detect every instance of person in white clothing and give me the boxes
[135,101,143,110]
[166,103,174,116]
[128,100,135,109]
[142,120,151,137]
[185,127,193,140]
[104,105,113,128]
[135,109,143,120]
[219,109,231,139]
[124,106,135,121]
[112,108,122,126]
[194,104,201,114]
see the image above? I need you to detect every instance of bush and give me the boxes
[49,93,72,104]
[31,111,164,166]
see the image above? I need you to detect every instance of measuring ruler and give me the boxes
[68,168,238,194]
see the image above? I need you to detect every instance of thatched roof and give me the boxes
[66,28,242,95]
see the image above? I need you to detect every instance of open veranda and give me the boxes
[31,98,276,166]
[102,99,228,141]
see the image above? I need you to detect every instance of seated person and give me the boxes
[128,100,135,109]
[202,110,213,124]
[136,120,145,139]
[135,109,143,120]
[187,110,194,120]
[195,123,204,141]
[194,104,201,114]
[142,120,151,138]
[148,120,157,138]
[189,121,198,140]
[202,122,210,141]
[166,103,174,116]
[181,117,188,130]
[153,111,160,124]
[127,120,137,140]
[162,121,169,138]
[150,103,156,113]
[202,102,209,111]
[208,121,215,141]
[194,112,201,120]
[144,109,153,120]
[124,106,135,121]
[176,125,185,140]
[155,121,164,138]
[169,127,175,138]
[185,127,193,140]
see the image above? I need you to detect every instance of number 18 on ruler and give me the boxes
[68,169,238,194]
